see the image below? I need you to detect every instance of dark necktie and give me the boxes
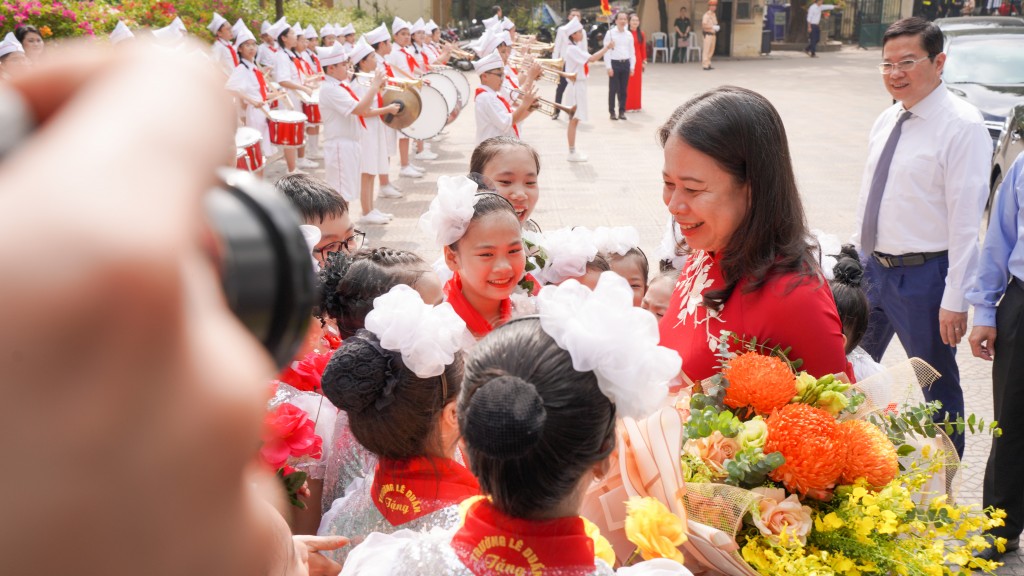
[860,110,912,255]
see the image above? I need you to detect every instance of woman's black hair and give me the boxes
[657,86,817,311]
[459,318,616,519]
[317,247,432,337]
[276,29,290,48]
[322,330,463,459]
[449,193,519,249]
[828,245,869,354]
[14,25,41,44]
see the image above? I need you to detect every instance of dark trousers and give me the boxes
[805,24,820,55]
[608,59,630,115]
[984,279,1024,539]
[555,73,568,105]
[861,254,965,456]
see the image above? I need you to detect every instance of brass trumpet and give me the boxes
[353,72,424,91]
[512,41,555,55]
[510,89,576,119]
[508,55,576,84]
[442,40,476,60]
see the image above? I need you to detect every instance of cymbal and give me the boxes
[381,89,422,130]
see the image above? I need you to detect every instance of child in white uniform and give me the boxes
[273,21,317,172]
[473,51,535,145]
[225,26,279,170]
[562,17,614,163]
[350,39,401,225]
[386,17,426,178]
[208,12,237,75]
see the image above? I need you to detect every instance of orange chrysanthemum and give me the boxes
[722,352,797,416]
[838,420,899,488]
[766,404,846,498]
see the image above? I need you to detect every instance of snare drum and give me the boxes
[301,90,322,125]
[400,85,449,141]
[234,148,248,170]
[268,110,307,147]
[234,127,264,172]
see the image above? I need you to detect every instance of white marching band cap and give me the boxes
[320,43,349,67]
[234,26,256,49]
[152,21,184,43]
[0,32,23,58]
[501,18,515,31]
[231,18,246,39]
[391,17,411,35]
[304,24,318,39]
[348,38,374,63]
[171,17,187,33]
[268,17,289,39]
[339,23,356,36]
[109,20,134,44]
[291,22,304,37]
[563,16,583,38]
[207,12,228,34]
[364,24,390,45]
[411,18,426,34]
[473,50,504,73]
[425,19,439,33]
[320,24,336,38]
[482,15,499,28]
[260,20,272,34]
[481,30,510,55]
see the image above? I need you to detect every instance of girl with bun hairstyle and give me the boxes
[318,285,479,564]
[828,245,883,381]
[339,272,692,576]
[421,176,527,338]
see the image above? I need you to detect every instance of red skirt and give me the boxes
[626,65,643,110]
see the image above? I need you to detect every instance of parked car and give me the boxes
[986,103,1024,224]
[935,15,1024,35]
[942,29,1024,146]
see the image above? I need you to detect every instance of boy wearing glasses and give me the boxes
[473,50,536,145]
[852,17,991,459]
[277,174,364,268]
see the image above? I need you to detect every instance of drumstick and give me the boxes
[258,105,273,119]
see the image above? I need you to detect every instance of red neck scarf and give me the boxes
[399,47,420,72]
[268,43,278,53]
[451,499,597,576]
[222,39,239,67]
[383,62,395,77]
[308,50,322,73]
[338,82,367,128]
[444,272,512,338]
[370,456,480,527]
[474,88,519,138]
[421,50,430,68]
[289,50,310,77]
[253,65,268,101]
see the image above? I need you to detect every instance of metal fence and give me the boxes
[854,0,903,46]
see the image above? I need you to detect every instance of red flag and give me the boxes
[601,0,612,15]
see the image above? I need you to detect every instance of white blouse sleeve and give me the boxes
[339,530,421,576]
[273,51,297,83]
[477,92,514,132]
[224,65,248,92]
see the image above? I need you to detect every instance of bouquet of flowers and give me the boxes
[613,333,1006,576]
[259,402,324,509]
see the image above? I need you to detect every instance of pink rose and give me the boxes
[683,431,740,478]
[749,487,813,545]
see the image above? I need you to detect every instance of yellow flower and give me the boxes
[582,517,616,567]
[625,497,687,563]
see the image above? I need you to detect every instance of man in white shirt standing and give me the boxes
[551,8,581,120]
[603,11,635,121]
[806,0,824,57]
[852,18,991,457]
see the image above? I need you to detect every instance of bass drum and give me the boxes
[422,72,461,124]
[399,85,449,141]
[432,66,471,113]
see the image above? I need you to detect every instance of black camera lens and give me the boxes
[204,170,315,369]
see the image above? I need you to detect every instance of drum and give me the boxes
[432,66,471,113]
[301,90,322,125]
[234,148,248,171]
[399,85,448,140]
[268,110,307,147]
[422,72,461,124]
[234,127,264,172]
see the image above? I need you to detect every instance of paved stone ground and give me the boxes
[265,47,1018,573]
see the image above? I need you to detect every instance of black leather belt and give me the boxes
[872,250,948,268]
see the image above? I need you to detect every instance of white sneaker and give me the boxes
[399,165,424,178]
[567,151,589,163]
[378,184,404,198]
[415,150,439,161]
[305,147,323,160]
[286,168,305,175]
[359,210,391,225]
[297,157,318,168]
[370,208,394,221]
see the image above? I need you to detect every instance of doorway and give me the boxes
[715,0,733,56]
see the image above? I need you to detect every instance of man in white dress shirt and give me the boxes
[806,0,823,56]
[603,11,635,121]
[852,17,991,457]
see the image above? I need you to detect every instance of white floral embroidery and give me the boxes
[672,251,726,352]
